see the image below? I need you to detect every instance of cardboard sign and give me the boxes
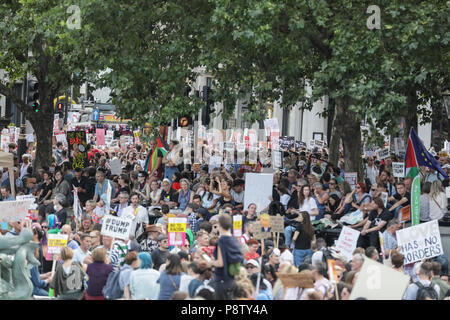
[392,162,405,178]
[269,214,285,233]
[396,220,443,265]
[47,234,69,254]
[67,131,88,169]
[253,221,271,240]
[243,173,273,214]
[349,258,410,300]
[344,172,358,189]
[336,226,360,261]
[397,205,411,223]
[101,215,132,240]
[376,147,390,160]
[233,215,243,238]
[0,199,36,222]
[277,273,314,288]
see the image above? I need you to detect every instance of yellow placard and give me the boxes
[168,223,186,233]
[48,238,68,247]
[234,220,242,230]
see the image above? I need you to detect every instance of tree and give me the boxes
[0,1,94,170]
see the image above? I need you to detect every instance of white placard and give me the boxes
[349,258,410,300]
[0,199,36,222]
[208,155,222,173]
[1,135,10,152]
[344,172,358,189]
[392,162,405,178]
[376,147,390,160]
[396,220,443,265]
[109,158,122,176]
[47,234,69,254]
[446,186,450,198]
[336,226,361,262]
[233,215,243,238]
[101,215,132,240]
[243,173,273,213]
[273,150,282,169]
[445,141,450,154]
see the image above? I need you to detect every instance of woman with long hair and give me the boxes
[162,140,182,183]
[429,180,447,221]
[295,185,319,220]
[157,254,184,300]
[178,178,193,211]
[420,182,432,222]
[292,211,315,267]
[243,203,258,225]
[149,180,162,206]
[197,178,219,212]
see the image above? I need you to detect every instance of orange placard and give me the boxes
[398,205,411,223]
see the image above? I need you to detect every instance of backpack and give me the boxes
[102,268,123,300]
[225,238,244,277]
[415,282,439,300]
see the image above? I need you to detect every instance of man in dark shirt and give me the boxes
[387,182,410,220]
[358,197,392,251]
[151,234,170,271]
[159,178,179,208]
[71,167,89,206]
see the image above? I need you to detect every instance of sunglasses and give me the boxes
[355,186,361,189]
[246,266,257,269]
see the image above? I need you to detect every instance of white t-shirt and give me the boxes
[122,205,149,236]
[280,194,291,210]
[299,197,318,221]
[280,249,294,265]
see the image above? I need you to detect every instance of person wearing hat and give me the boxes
[141,224,162,254]
[245,259,273,295]
[151,234,170,271]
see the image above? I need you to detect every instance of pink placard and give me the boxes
[96,128,106,146]
[168,232,186,247]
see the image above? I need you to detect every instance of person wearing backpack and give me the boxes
[209,213,243,300]
[403,262,440,300]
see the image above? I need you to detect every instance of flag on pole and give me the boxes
[404,128,448,179]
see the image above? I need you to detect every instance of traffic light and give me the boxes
[27,80,39,112]
[201,86,214,126]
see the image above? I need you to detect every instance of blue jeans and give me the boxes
[164,166,179,184]
[293,249,313,267]
[393,205,403,220]
[284,225,296,246]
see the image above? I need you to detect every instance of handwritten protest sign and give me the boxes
[0,199,36,222]
[396,220,443,265]
[168,217,187,246]
[349,258,410,300]
[269,215,285,233]
[243,173,273,214]
[233,215,243,238]
[67,131,88,169]
[376,147,390,160]
[392,162,405,178]
[336,226,360,261]
[101,215,132,240]
[344,172,358,189]
[47,234,68,254]
[276,273,314,288]
[109,158,122,176]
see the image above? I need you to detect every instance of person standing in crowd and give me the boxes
[129,252,160,300]
[420,182,432,223]
[376,170,396,196]
[50,247,86,300]
[162,140,181,183]
[209,214,243,300]
[403,262,440,300]
[429,180,447,221]
[364,157,378,189]
[292,211,315,267]
[113,192,130,218]
[157,254,184,300]
[85,248,114,300]
[121,192,149,238]
[145,139,164,180]
[120,251,140,299]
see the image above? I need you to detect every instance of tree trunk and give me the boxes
[28,111,54,171]
[328,100,340,166]
[334,97,363,182]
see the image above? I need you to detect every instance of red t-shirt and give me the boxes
[245,252,260,261]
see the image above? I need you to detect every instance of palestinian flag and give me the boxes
[144,135,168,173]
[405,128,448,179]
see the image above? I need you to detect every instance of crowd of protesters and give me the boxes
[0,135,449,301]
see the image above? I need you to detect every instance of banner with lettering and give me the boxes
[67,131,88,169]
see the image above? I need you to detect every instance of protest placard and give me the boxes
[253,221,271,240]
[336,226,360,261]
[397,205,411,224]
[349,258,410,300]
[208,155,222,173]
[47,234,69,255]
[392,162,405,178]
[96,128,106,146]
[101,215,132,240]
[446,186,450,198]
[168,217,187,246]
[279,136,295,151]
[233,215,242,238]
[269,215,285,233]
[1,135,10,152]
[276,273,314,288]
[0,199,36,222]
[273,150,282,169]
[396,220,443,265]
[109,158,122,176]
[295,141,307,152]
[67,131,88,169]
[243,173,273,213]
[376,147,390,160]
[314,140,325,149]
[344,172,358,189]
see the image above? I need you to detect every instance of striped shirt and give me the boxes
[110,240,128,269]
